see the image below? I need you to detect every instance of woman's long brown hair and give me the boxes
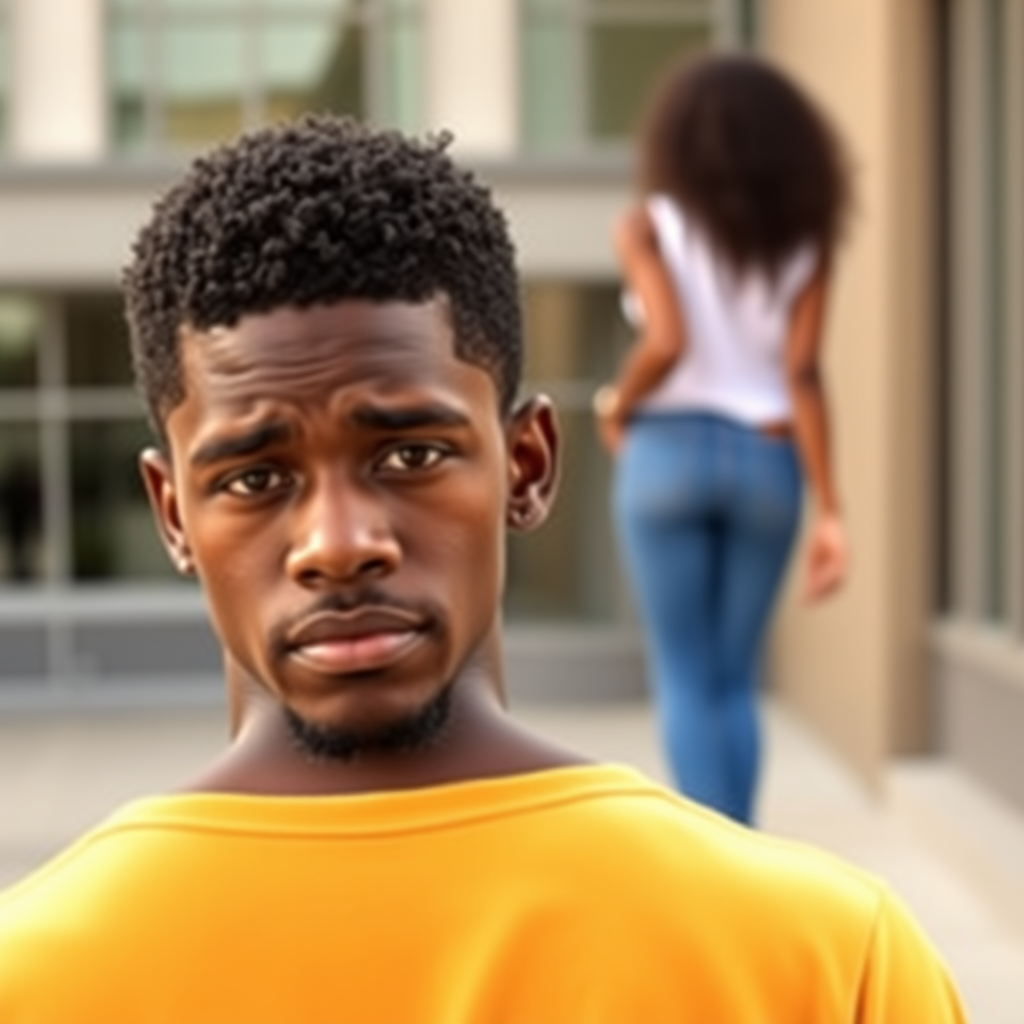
[639,54,853,279]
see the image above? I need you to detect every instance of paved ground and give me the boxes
[1,697,1022,1022]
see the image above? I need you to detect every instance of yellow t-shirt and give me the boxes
[0,764,965,1024]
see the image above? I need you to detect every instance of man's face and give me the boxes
[142,299,555,745]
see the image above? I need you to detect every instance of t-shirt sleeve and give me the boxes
[855,888,969,1024]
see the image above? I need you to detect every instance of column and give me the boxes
[10,0,106,160]
[423,0,518,157]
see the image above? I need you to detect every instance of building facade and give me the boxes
[0,0,730,708]
[0,0,1021,857]
[763,0,1024,904]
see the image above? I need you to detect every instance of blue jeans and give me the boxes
[613,412,801,824]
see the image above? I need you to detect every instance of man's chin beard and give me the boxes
[283,685,453,764]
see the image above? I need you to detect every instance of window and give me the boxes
[0,293,175,587]
[520,0,717,153]
[504,280,631,622]
[0,298,45,583]
[108,0,423,152]
[942,0,1024,631]
[0,281,632,618]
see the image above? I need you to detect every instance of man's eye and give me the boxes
[223,467,289,496]
[379,445,446,472]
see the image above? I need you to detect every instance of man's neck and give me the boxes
[184,677,588,797]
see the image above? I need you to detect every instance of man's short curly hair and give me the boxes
[123,115,522,440]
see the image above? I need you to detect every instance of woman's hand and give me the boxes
[593,385,627,455]
[803,511,848,602]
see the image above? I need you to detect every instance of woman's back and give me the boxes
[637,194,817,426]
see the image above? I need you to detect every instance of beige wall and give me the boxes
[763,0,935,786]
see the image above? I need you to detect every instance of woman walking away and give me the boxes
[595,54,853,825]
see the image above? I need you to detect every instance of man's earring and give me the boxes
[509,503,537,530]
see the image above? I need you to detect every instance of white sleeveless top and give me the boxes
[633,193,818,425]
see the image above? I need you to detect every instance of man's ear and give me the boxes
[505,395,560,533]
[139,448,194,576]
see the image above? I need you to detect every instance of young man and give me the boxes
[0,116,965,1024]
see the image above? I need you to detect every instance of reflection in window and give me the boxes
[108,0,423,152]
[71,420,177,581]
[505,408,618,622]
[0,296,44,585]
[109,15,147,148]
[522,280,627,384]
[0,426,43,582]
[261,15,364,124]
[380,0,422,131]
[521,0,714,151]
[0,295,41,388]
[504,281,630,622]
[162,21,246,146]
[0,291,182,587]
[521,4,577,152]
[587,21,709,141]
[66,294,134,387]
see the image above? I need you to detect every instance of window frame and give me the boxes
[517,0,749,155]
[105,0,422,154]
[945,0,1024,635]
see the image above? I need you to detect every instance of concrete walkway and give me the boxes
[1,698,1022,1022]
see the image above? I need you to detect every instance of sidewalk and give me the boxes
[2,697,1022,1022]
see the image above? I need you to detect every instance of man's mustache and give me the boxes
[269,589,439,659]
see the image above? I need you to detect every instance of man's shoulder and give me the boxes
[0,795,173,928]
[512,764,889,923]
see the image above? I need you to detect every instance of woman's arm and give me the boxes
[595,205,687,454]
[786,258,848,601]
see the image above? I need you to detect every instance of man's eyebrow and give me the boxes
[351,403,470,431]
[190,422,292,468]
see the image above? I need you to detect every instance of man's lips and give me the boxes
[284,609,428,675]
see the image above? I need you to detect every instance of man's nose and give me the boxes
[285,474,400,587]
